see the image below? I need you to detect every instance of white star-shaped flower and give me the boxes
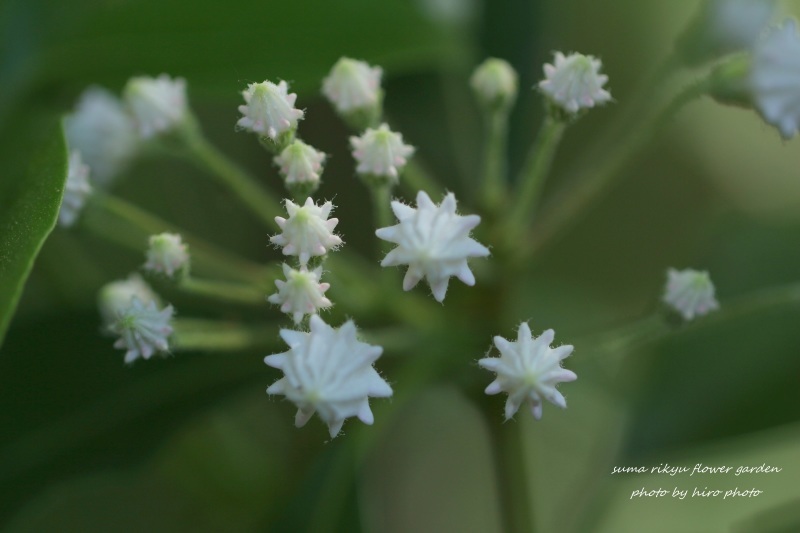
[265,315,393,438]
[144,233,190,278]
[124,74,188,138]
[65,87,139,185]
[270,198,343,265]
[375,191,489,302]
[108,297,174,364]
[750,19,800,139]
[663,268,719,320]
[350,124,415,183]
[237,80,304,140]
[58,151,92,228]
[268,264,332,324]
[539,52,612,115]
[322,57,383,113]
[273,140,326,185]
[479,323,577,420]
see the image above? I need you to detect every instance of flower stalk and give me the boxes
[507,116,567,230]
[521,77,712,260]
[178,121,283,226]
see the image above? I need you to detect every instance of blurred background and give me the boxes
[1,0,800,531]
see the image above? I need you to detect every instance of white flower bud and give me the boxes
[539,52,612,116]
[98,274,160,326]
[350,124,415,184]
[750,19,800,139]
[123,74,188,138]
[322,57,383,114]
[65,87,138,185]
[479,323,577,420]
[109,298,174,364]
[237,80,304,142]
[270,198,343,265]
[265,315,392,438]
[471,58,518,109]
[273,140,326,194]
[663,268,719,321]
[58,151,92,228]
[143,233,189,278]
[268,264,332,324]
[375,191,489,302]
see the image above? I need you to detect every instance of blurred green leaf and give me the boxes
[1,0,456,120]
[0,114,66,345]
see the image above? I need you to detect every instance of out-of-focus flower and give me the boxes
[750,19,800,139]
[678,0,776,65]
[144,233,189,278]
[350,124,414,184]
[65,87,139,185]
[376,191,489,302]
[58,151,92,228]
[108,297,174,364]
[663,268,719,320]
[265,315,392,438]
[271,198,342,265]
[237,80,304,142]
[479,323,577,420]
[268,264,332,324]
[471,58,518,110]
[124,74,188,138]
[98,274,160,326]
[539,52,612,116]
[323,58,383,114]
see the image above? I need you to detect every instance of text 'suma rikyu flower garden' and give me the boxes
[123,74,188,138]
[271,198,343,265]
[237,80,304,140]
[268,264,332,324]
[479,323,577,421]
[750,19,800,140]
[265,315,392,438]
[350,124,415,183]
[376,191,489,302]
[58,151,92,228]
[539,52,612,115]
[663,268,719,321]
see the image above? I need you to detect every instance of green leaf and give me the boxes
[0,114,67,345]
[1,0,456,116]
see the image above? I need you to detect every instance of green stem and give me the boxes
[484,406,535,533]
[178,276,270,306]
[369,184,393,230]
[402,159,444,199]
[179,125,283,227]
[84,194,271,286]
[481,110,510,211]
[171,318,278,351]
[522,77,711,259]
[507,116,567,230]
